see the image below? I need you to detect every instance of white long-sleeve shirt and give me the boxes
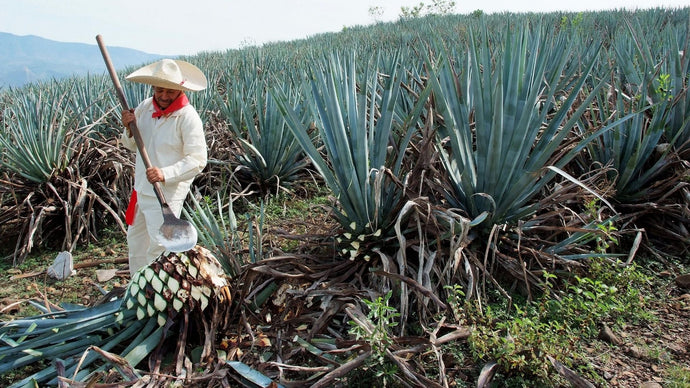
[121,97,207,203]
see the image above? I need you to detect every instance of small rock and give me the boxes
[46,251,74,280]
[599,324,623,345]
[0,298,20,314]
[640,382,663,388]
[96,269,118,282]
[621,371,636,378]
[667,342,686,355]
[676,274,690,289]
[627,345,645,359]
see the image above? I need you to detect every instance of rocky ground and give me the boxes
[1,239,688,387]
[585,273,690,387]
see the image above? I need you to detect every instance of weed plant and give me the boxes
[348,290,401,387]
[445,258,651,386]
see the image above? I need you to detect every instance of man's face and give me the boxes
[153,87,182,109]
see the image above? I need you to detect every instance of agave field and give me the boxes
[1,7,689,388]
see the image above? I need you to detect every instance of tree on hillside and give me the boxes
[369,6,384,23]
[400,0,456,19]
[427,0,457,15]
[400,2,425,18]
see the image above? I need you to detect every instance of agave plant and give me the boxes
[582,19,690,253]
[428,24,626,228]
[665,37,690,154]
[421,23,652,299]
[63,75,118,137]
[274,51,416,259]
[582,75,675,202]
[183,189,247,277]
[217,78,308,196]
[0,246,231,387]
[613,18,690,155]
[0,85,83,183]
[0,84,126,263]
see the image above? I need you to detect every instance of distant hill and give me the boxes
[0,32,166,88]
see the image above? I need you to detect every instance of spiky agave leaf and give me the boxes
[0,299,142,388]
[183,190,243,277]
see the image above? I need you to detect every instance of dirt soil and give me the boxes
[1,239,689,387]
[589,281,690,387]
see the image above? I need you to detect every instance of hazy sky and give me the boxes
[1,0,688,56]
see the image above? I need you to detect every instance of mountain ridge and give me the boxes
[0,32,167,88]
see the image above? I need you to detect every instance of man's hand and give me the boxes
[146,167,165,184]
[121,109,135,137]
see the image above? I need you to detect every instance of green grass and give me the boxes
[261,182,332,222]
[665,366,690,388]
[0,229,128,322]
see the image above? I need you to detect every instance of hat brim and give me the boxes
[126,60,207,91]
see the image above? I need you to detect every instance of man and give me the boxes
[120,59,208,275]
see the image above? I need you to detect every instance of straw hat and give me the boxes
[126,59,207,91]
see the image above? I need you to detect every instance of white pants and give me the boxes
[127,194,184,275]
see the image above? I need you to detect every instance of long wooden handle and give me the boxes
[96,34,169,208]
[96,35,130,111]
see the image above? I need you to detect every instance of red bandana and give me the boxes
[152,92,189,118]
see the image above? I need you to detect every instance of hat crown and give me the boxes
[152,59,185,85]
